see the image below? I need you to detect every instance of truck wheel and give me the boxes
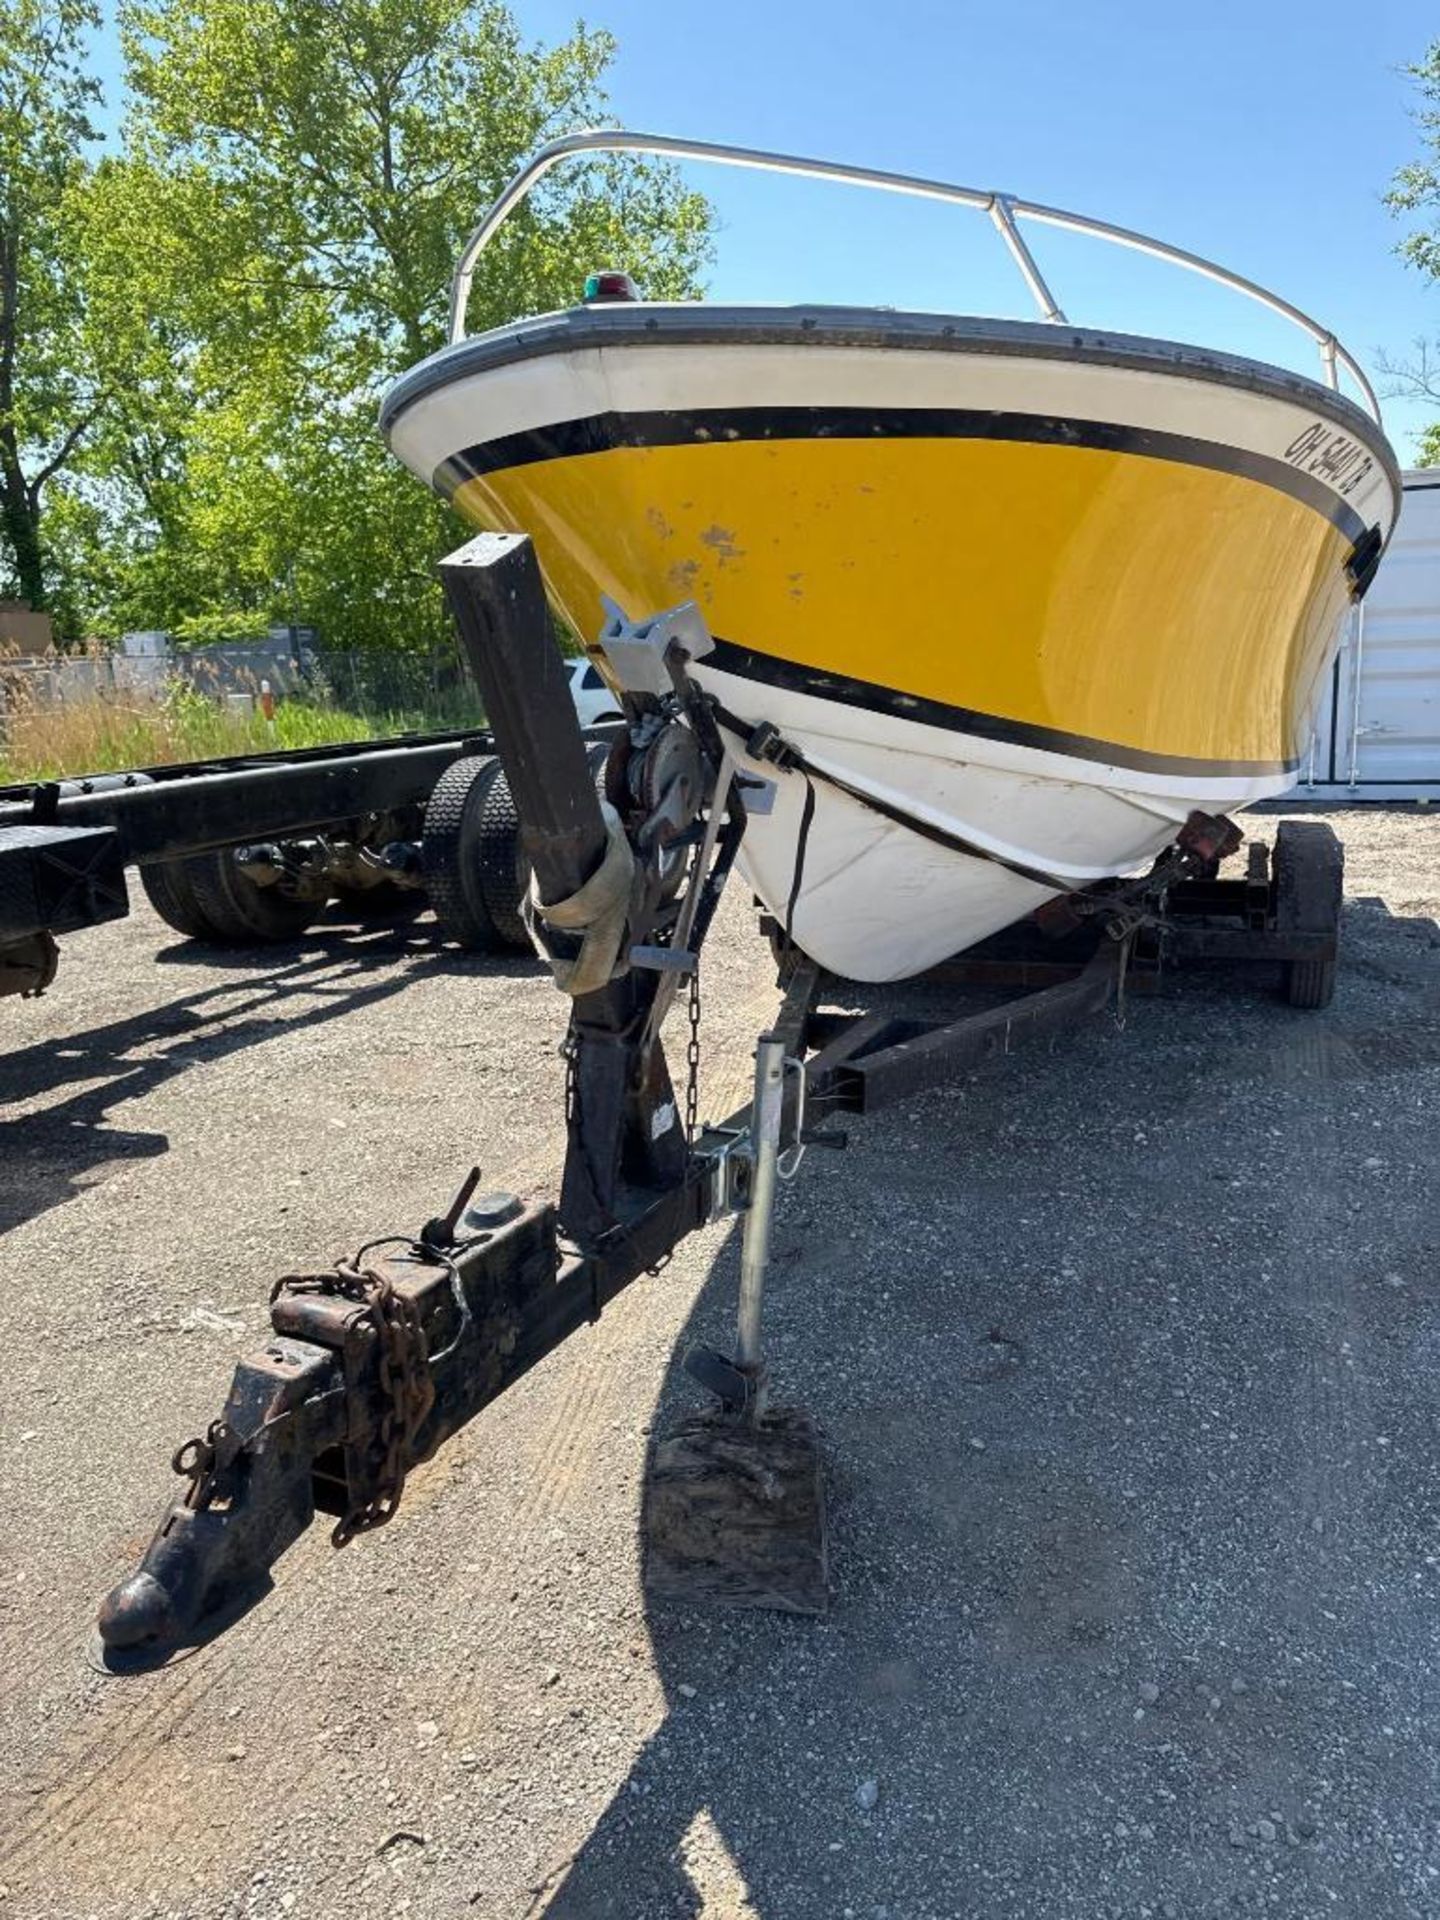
[469,760,530,950]
[423,747,616,954]
[1273,820,1343,1010]
[474,742,616,952]
[422,755,511,952]
[139,858,221,940]
[181,849,322,944]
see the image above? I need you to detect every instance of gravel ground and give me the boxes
[1,808,1437,1920]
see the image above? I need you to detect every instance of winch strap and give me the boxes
[533,803,636,996]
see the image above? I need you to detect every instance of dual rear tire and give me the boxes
[139,851,320,945]
[141,853,421,946]
[420,744,614,954]
[420,754,528,953]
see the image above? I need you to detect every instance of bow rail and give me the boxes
[448,129,1380,421]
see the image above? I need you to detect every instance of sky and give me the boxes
[90,0,1438,461]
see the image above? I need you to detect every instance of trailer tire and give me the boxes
[181,849,323,944]
[1284,957,1336,1010]
[422,755,512,952]
[139,858,221,941]
[1274,820,1343,1011]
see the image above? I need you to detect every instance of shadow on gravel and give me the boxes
[542,893,1440,1920]
[0,932,429,1238]
[148,912,550,984]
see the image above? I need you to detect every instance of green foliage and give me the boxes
[2,0,714,645]
[170,609,275,646]
[1388,40,1440,283]
[0,1,103,614]
[1387,41,1440,462]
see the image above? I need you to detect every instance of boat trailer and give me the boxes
[91,532,1347,1670]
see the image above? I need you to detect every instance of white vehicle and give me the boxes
[567,654,623,728]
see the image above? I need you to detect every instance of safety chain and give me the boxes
[685,964,702,1145]
[269,1259,436,1546]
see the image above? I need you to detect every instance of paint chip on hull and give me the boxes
[699,524,745,562]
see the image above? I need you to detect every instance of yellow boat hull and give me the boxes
[455,432,1355,776]
[383,307,1398,976]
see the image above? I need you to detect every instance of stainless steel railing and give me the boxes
[448,129,1381,421]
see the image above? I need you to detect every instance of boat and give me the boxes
[380,132,1399,982]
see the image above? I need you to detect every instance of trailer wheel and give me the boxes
[139,858,222,941]
[1273,820,1343,1010]
[421,755,513,951]
[1284,958,1334,1010]
[181,849,323,944]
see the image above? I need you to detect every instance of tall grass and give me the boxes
[0,678,409,784]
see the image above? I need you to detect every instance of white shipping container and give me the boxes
[1294,470,1440,800]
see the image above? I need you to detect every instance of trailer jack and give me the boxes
[643,1032,829,1615]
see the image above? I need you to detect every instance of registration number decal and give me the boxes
[1283,422,1374,497]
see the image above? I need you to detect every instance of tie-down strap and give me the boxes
[529,801,637,996]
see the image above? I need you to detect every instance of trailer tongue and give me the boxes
[91,534,1344,1672]
[94,531,818,1667]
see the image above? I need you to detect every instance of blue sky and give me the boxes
[91,1,1438,459]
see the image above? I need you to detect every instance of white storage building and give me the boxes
[1293,469,1440,801]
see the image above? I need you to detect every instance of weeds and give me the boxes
[0,676,420,783]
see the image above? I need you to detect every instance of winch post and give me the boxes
[735,1033,786,1406]
[439,530,606,903]
[439,533,687,1243]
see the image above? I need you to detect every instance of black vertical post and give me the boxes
[440,532,607,902]
[439,534,687,1245]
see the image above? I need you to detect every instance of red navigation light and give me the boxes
[583,269,641,304]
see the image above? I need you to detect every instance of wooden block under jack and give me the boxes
[642,1405,829,1615]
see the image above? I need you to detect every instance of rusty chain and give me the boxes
[172,1406,297,1509]
[268,1259,436,1547]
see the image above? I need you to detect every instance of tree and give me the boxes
[66,0,713,652]
[1384,37,1440,462]
[0,1,103,612]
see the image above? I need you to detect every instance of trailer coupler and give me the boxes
[93,1175,711,1672]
